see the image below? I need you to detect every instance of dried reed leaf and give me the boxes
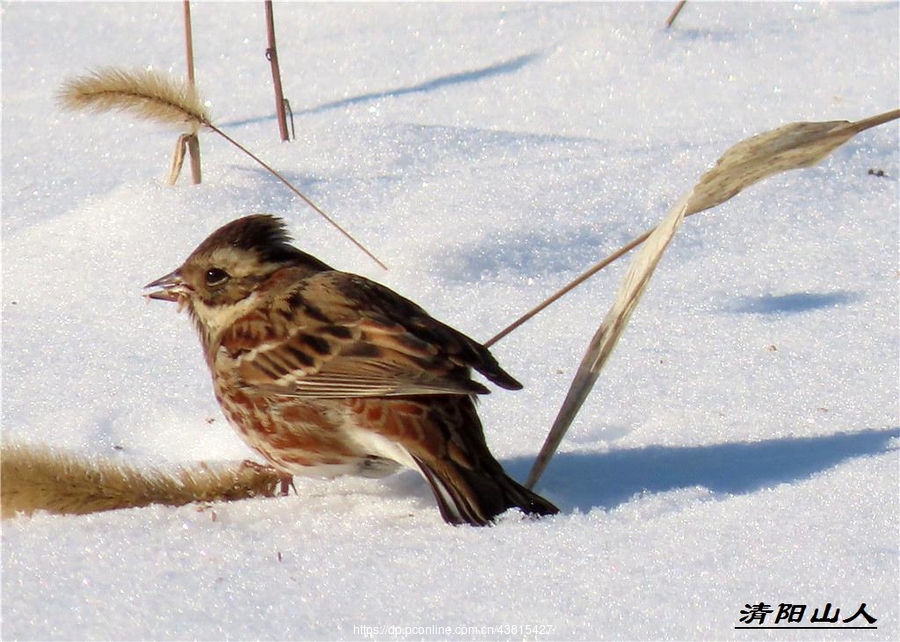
[1,442,281,518]
[526,109,899,488]
[686,110,899,216]
[58,67,209,133]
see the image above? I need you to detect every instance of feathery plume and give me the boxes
[58,67,209,134]
[1,442,282,518]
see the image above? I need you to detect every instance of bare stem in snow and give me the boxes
[182,0,202,184]
[665,1,687,29]
[265,0,291,142]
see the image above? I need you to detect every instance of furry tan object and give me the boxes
[58,67,210,134]
[1,443,282,518]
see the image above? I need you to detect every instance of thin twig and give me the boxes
[484,230,652,348]
[486,210,704,348]
[183,1,201,183]
[207,123,388,270]
[665,1,687,29]
[265,0,290,142]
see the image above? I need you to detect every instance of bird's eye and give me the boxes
[205,268,230,287]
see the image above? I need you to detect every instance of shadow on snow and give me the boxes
[727,291,862,315]
[220,52,542,127]
[502,427,899,513]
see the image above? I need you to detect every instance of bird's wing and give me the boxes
[321,272,523,390]
[217,271,516,399]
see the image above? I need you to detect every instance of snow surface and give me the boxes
[2,2,898,640]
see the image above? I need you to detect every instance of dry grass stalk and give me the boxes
[182,0,202,183]
[665,1,687,29]
[58,68,387,270]
[485,231,649,348]
[525,108,900,488]
[1,442,282,518]
[265,0,291,142]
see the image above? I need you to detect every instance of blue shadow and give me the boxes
[729,291,862,315]
[221,52,542,127]
[503,427,899,512]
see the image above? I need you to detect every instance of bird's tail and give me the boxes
[414,454,558,527]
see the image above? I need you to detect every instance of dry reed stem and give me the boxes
[525,109,900,488]
[265,0,290,142]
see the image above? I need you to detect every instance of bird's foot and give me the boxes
[239,460,294,496]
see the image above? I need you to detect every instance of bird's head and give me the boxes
[145,214,332,338]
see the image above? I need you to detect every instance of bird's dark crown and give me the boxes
[191,214,333,270]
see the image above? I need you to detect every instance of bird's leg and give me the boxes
[279,475,296,496]
[239,459,294,496]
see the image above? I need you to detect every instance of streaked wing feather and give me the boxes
[220,270,518,398]
[253,358,487,398]
[230,318,486,398]
[305,272,522,390]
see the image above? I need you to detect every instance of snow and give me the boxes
[2,2,898,640]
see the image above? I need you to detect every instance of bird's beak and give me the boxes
[144,269,188,303]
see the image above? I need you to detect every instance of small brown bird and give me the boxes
[145,214,558,525]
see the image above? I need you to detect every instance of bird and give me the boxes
[144,214,558,526]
